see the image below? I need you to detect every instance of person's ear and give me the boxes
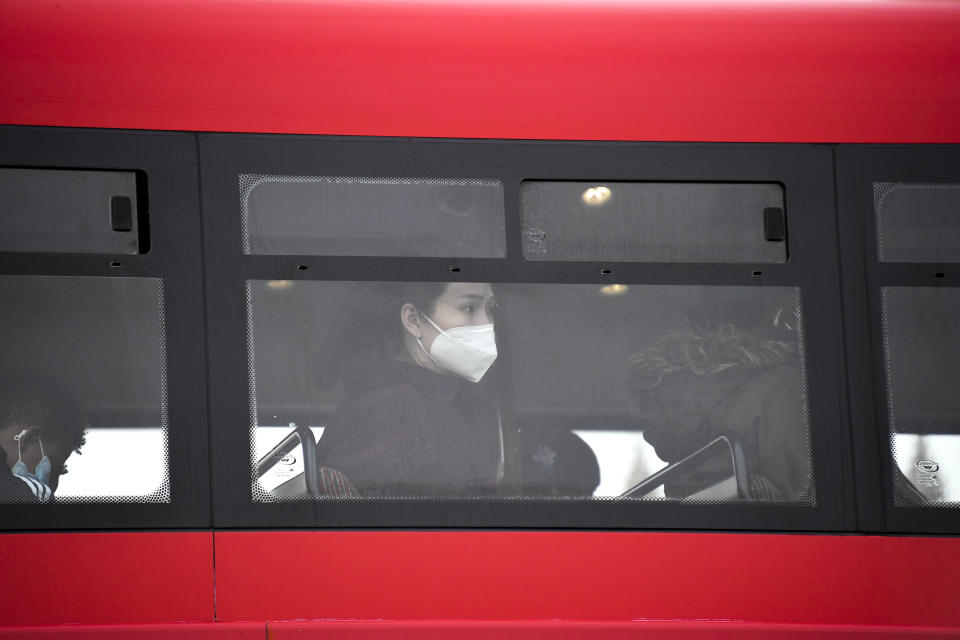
[14,427,43,450]
[14,427,39,443]
[400,303,423,339]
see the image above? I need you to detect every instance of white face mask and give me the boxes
[417,313,497,383]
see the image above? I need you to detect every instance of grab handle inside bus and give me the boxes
[621,435,750,499]
[255,423,320,498]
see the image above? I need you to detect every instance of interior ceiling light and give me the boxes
[599,284,629,296]
[266,280,295,290]
[582,185,612,206]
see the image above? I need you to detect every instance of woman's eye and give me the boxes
[462,305,476,314]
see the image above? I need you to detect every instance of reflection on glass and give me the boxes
[883,287,960,506]
[248,281,812,502]
[0,276,167,503]
[875,183,960,263]
[520,181,786,263]
[241,175,506,257]
[0,168,142,255]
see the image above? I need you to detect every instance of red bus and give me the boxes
[1,1,959,638]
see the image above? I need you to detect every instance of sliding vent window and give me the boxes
[241,176,506,257]
[875,183,960,262]
[882,288,960,506]
[0,168,146,254]
[520,182,786,263]
[0,276,167,503]
[247,280,812,503]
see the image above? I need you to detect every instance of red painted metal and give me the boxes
[0,533,214,627]
[2,2,960,636]
[2,621,958,639]
[0,623,263,639]
[215,531,960,627]
[265,621,960,639]
[1,1,959,143]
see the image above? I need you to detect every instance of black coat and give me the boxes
[316,360,500,496]
[0,468,37,502]
[643,366,812,499]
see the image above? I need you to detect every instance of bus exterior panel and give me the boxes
[1,1,959,638]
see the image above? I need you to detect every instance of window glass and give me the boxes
[241,175,506,257]
[0,168,143,254]
[875,183,960,263]
[0,276,167,503]
[520,181,786,263]
[882,287,960,506]
[248,280,813,503]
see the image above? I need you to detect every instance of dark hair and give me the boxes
[0,371,87,456]
[396,281,450,318]
[628,323,797,392]
[318,282,451,386]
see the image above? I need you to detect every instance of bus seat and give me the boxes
[317,466,359,497]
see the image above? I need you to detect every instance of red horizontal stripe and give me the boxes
[1,1,959,142]
[267,620,960,639]
[0,622,262,639]
[215,531,960,627]
[2,620,958,639]
[2,531,958,629]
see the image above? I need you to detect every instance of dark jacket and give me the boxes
[1,468,37,502]
[316,360,500,496]
[644,366,812,500]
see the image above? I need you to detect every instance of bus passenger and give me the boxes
[628,324,811,500]
[316,282,501,496]
[0,373,86,502]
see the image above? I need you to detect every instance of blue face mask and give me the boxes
[11,430,53,502]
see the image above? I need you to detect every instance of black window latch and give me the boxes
[764,207,785,242]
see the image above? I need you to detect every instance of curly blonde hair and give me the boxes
[629,324,796,391]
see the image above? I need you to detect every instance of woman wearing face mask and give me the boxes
[315,282,501,496]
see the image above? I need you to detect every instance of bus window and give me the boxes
[0,276,167,503]
[241,175,505,257]
[502,283,811,502]
[0,168,145,255]
[882,287,960,506]
[875,183,960,263]
[520,181,786,263]
[247,280,812,503]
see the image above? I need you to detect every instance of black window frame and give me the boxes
[202,134,854,531]
[0,126,210,530]
[12,130,956,535]
[838,144,960,535]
